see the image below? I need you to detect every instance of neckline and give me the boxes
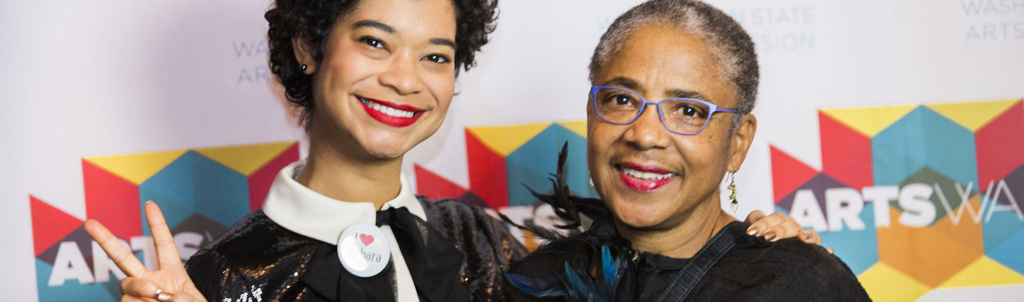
[261,160,427,244]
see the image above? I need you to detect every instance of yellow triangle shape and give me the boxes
[194,141,297,176]
[821,104,918,137]
[557,120,588,138]
[937,256,1024,288]
[85,150,188,185]
[467,123,551,157]
[926,99,1021,131]
[858,262,932,302]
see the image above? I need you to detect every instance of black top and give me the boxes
[185,196,528,302]
[640,222,871,302]
[508,214,871,302]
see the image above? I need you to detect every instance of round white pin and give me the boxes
[337,223,391,277]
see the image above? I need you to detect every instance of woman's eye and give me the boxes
[424,54,450,64]
[682,106,697,116]
[675,105,707,118]
[359,37,385,49]
[614,95,632,106]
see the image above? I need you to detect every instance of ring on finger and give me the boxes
[154,288,175,302]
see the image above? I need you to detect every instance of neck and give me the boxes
[616,194,737,259]
[296,129,403,211]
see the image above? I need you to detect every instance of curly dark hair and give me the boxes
[265,0,499,130]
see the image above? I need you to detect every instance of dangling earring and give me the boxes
[301,64,308,72]
[728,172,738,213]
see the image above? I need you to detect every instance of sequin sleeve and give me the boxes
[420,196,529,302]
[186,248,248,301]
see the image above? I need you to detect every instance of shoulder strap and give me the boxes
[646,222,739,302]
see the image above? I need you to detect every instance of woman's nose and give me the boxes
[623,104,671,150]
[378,53,424,95]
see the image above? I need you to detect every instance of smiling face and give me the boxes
[297,0,457,161]
[587,23,756,230]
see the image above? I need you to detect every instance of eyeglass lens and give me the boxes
[594,87,712,134]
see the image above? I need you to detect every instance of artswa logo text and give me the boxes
[31,142,298,301]
[770,99,1024,301]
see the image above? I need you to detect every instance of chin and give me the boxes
[606,197,670,230]
[360,134,418,160]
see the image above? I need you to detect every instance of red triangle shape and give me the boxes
[820,112,874,189]
[466,129,509,208]
[770,145,820,203]
[30,195,83,257]
[83,160,141,239]
[977,100,1024,187]
[820,111,871,169]
[822,140,874,190]
[414,164,468,200]
[248,143,300,211]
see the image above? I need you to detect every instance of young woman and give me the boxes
[85,0,820,301]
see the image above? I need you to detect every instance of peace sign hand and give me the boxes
[84,201,208,302]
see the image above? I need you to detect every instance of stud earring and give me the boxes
[728,172,738,213]
[301,64,307,71]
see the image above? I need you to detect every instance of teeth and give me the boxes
[360,97,416,118]
[622,168,675,180]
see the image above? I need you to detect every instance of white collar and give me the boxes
[261,160,427,245]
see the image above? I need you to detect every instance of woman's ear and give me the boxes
[291,37,317,74]
[727,114,757,173]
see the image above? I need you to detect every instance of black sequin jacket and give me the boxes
[185,196,528,302]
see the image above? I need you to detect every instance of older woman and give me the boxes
[507,0,870,301]
[84,0,823,301]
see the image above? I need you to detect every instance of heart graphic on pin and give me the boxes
[359,234,374,246]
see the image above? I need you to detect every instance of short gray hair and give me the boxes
[589,0,759,125]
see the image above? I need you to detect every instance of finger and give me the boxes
[770,212,803,241]
[753,211,790,237]
[744,210,767,236]
[144,201,183,268]
[826,248,835,254]
[745,212,769,236]
[799,229,823,245]
[120,277,162,299]
[121,295,157,302]
[745,210,767,223]
[769,218,804,242]
[84,220,149,276]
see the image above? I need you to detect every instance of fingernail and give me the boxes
[747,228,758,236]
[827,248,835,254]
[764,231,777,242]
[801,230,810,238]
[146,200,154,204]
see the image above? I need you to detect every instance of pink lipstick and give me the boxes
[617,163,678,191]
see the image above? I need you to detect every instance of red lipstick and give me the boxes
[358,97,424,127]
[617,163,677,191]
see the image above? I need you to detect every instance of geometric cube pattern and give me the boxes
[30,141,299,301]
[771,99,1024,302]
[415,121,598,250]
[416,121,598,209]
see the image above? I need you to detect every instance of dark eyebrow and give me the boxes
[601,77,643,93]
[429,38,457,49]
[353,20,455,50]
[665,89,709,101]
[352,20,395,33]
